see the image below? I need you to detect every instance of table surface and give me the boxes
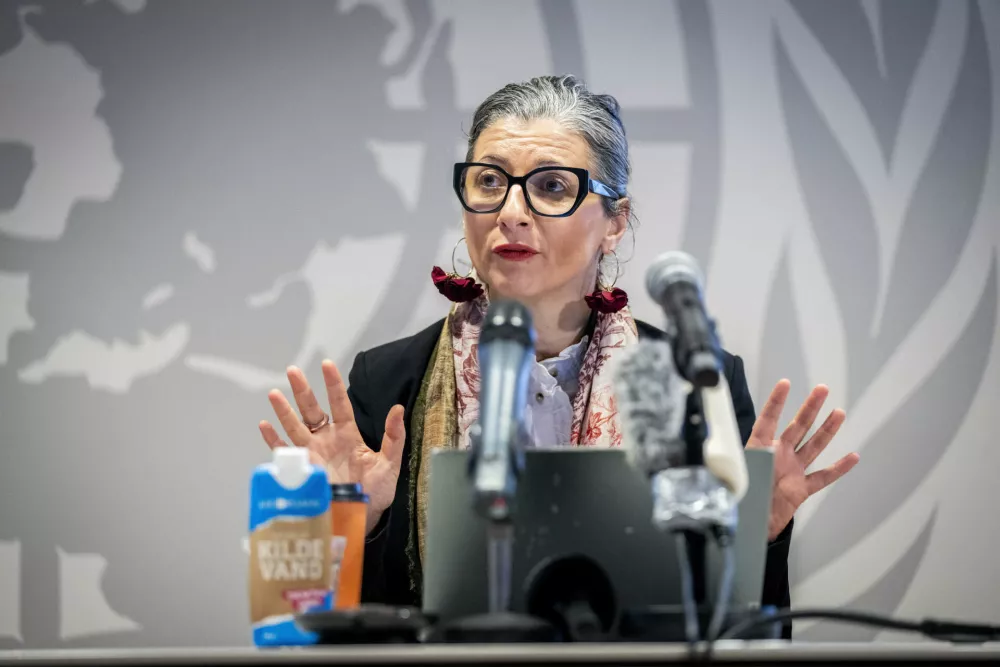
[2,643,1000,665]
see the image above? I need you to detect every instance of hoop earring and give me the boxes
[431,237,485,303]
[585,250,628,314]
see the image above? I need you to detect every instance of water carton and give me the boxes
[248,447,332,646]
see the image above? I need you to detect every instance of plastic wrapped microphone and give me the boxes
[642,251,748,498]
[615,251,757,643]
[612,340,739,531]
[613,338,742,644]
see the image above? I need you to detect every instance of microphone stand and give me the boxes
[430,299,554,643]
[487,520,514,615]
[621,254,781,643]
[432,431,556,643]
[622,385,764,645]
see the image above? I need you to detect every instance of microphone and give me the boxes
[645,251,722,388]
[614,340,741,530]
[468,299,536,523]
[643,251,748,502]
[624,253,750,642]
[614,341,748,512]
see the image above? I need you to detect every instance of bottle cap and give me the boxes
[273,446,310,466]
[330,483,369,503]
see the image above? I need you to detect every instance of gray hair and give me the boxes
[465,75,633,222]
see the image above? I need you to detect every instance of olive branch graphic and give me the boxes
[766,0,996,640]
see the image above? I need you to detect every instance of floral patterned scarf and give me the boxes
[405,295,639,589]
[451,295,639,449]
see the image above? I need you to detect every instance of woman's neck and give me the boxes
[486,265,599,360]
[520,294,593,361]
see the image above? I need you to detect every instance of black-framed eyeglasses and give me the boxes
[453,162,622,218]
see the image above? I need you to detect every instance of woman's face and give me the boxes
[462,117,628,307]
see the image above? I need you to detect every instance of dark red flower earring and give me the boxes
[585,250,628,314]
[431,237,484,303]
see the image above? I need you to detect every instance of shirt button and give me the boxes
[535,392,545,404]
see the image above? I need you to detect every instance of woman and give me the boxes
[258,75,860,632]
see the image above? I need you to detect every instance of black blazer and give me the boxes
[346,318,793,634]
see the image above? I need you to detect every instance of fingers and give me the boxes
[780,384,830,449]
[749,379,790,445]
[322,359,357,426]
[805,452,860,496]
[796,408,846,467]
[380,404,406,470]
[287,366,327,427]
[267,389,313,447]
[259,420,288,450]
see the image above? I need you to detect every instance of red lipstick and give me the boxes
[492,243,539,262]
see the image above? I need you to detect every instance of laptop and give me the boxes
[422,448,774,622]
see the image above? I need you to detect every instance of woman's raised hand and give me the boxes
[747,380,860,541]
[259,360,406,534]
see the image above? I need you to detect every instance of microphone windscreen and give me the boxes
[612,339,686,476]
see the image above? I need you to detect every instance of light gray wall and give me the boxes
[0,0,997,648]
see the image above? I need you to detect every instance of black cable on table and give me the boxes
[715,607,1000,644]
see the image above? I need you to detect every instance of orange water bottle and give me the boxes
[329,483,368,608]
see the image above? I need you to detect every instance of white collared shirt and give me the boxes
[522,336,589,448]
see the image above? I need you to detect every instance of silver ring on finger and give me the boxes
[303,412,331,433]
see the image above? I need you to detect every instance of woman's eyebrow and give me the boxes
[477,154,509,167]
[476,155,566,170]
